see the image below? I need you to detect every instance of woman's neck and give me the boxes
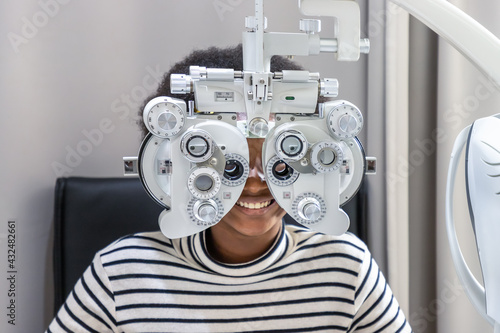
[206,221,282,264]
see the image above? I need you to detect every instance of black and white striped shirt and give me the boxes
[47,224,412,332]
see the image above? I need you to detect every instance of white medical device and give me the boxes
[391,0,500,331]
[446,115,500,332]
[124,0,375,239]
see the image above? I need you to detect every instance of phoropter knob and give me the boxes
[143,97,186,138]
[180,129,215,163]
[275,130,308,161]
[297,197,322,222]
[194,201,218,224]
[326,100,363,139]
[170,74,193,94]
[249,117,269,137]
[299,19,321,34]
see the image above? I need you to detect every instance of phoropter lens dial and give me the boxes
[326,100,363,139]
[222,153,249,187]
[310,141,344,173]
[297,197,322,221]
[193,200,218,224]
[187,167,221,199]
[180,129,215,163]
[265,155,300,186]
[143,97,186,138]
[186,136,209,157]
[188,197,224,227]
[292,193,326,225]
[275,130,308,161]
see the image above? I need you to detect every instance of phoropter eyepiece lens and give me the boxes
[186,136,209,157]
[280,135,303,157]
[275,130,308,162]
[194,174,214,192]
[224,160,244,180]
[272,160,294,181]
[319,148,336,166]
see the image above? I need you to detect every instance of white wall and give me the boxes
[0,1,370,332]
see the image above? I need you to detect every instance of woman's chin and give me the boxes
[217,201,285,236]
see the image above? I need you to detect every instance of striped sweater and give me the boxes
[47,224,412,332]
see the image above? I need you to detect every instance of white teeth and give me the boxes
[236,200,272,209]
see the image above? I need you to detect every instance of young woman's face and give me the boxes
[217,138,286,237]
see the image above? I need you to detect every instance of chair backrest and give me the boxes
[52,176,366,314]
[52,177,163,313]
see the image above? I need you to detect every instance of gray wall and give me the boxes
[0,1,372,332]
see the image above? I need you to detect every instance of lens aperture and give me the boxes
[195,174,214,192]
[224,160,244,181]
[187,136,209,157]
[280,135,303,157]
[319,148,336,166]
[272,160,294,181]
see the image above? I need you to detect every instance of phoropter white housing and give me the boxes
[124,0,374,239]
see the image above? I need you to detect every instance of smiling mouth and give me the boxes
[236,200,274,209]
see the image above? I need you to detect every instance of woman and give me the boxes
[46,45,412,333]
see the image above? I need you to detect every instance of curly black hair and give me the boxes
[137,44,306,137]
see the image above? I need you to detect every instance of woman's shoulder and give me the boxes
[95,231,174,262]
[285,224,368,258]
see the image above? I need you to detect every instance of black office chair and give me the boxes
[52,176,367,315]
[52,177,163,314]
